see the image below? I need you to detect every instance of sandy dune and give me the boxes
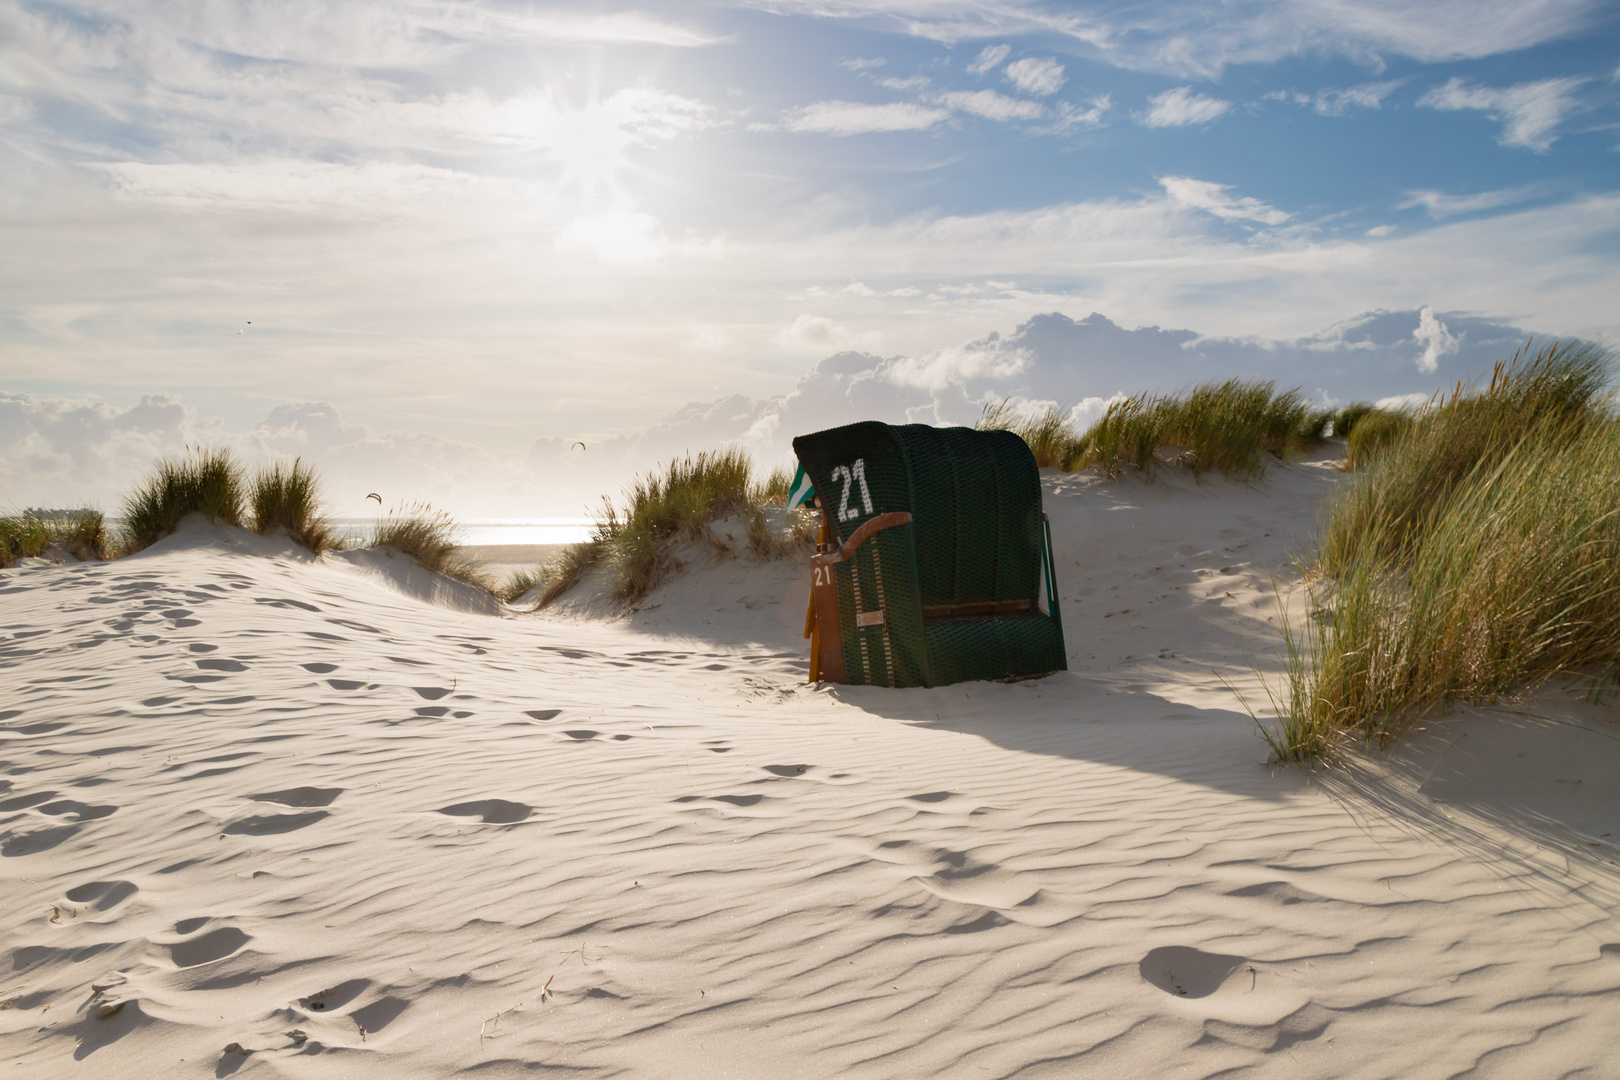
[3,455,1619,1078]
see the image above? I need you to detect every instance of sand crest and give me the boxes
[3,460,1619,1077]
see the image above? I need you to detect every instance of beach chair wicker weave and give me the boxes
[792,421,1066,687]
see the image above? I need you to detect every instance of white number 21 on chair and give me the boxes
[830,458,874,523]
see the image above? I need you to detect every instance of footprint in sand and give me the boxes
[249,787,342,808]
[170,925,251,968]
[195,658,248,672]
[907,791,955,804]
[223,811,329,835]
[350,996,410,1031]
[525,709,562,721]
[302,663,338,673]
[299,978,370,1013]
[65,879,139,911]
[437,799,532,824]
[37,799,117,821]
[327,679,367,690]
[188,643,218,653]
[412,687,451,701]
[2,825,78,856]
[562,730,599,741]
[762,764,812,777]
[1138,946,1248,998]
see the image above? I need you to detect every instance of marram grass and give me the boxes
[119,448,246,554]
[1266,340,1619,761]
[979,380,1331,481]
[251,458,335,553]
[0,509,108,568]
[369,503,493,591]
[535,448,815,609]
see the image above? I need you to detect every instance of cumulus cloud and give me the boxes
[1005,58,1066,96]
[779,100,951,134]
[1142,86,1233,127]
[1411,306,1459,372]
[966,44,1012,75]
[0,307,1561,516]
[1419,76,1587,151]
[1159,176,1290,225]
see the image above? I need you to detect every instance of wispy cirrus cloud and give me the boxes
[747,0,1601,77]
[1005,57,1065,96]
[931,89,1044,121]
[1400,186,1542,218]
[1142,87,1232,127]
[1160,176,1290,225]
[1418,76,1588,151]
[1268,80,1404,116]
[966,43,1012,75]
[778,100,950,134]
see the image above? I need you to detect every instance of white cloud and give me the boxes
[1142,86,1232,127]
[1400,187,1540,218]
[771,314,883,353]
[966,43,1012,75]
[1310,80,1404,115]
[1005,57,1066,96]
[1411,306,1459,373]
[1159,176,1290,225]
[838,56,886,71]
[933,90,1045,121]
[1042,95,1113,132]
[779,100,950,134]
[755,1,1597,78]
[1366,224,1397,237]
[877,75,931,91]
[1419,76,1588,151]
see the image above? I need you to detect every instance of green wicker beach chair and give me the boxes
[792,421,1066,687]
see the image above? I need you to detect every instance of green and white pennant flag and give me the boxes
[786,462,816,510]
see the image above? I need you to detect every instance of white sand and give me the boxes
[4,453,1620,1078]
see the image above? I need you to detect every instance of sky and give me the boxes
[2,0,1618,517]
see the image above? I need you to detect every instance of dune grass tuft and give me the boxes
[1341,408,1413,470]
[119,448,246,554]
[1331,402,1376,439]
[535,448,815,609]
[250,458,335,553]
[1072,380,1323,480]
[977,400,1083,469]
[0,509,109,568]
[369,503,492,590]
[1267,339,1618,760]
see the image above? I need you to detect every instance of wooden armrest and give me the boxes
[813,511,912,565]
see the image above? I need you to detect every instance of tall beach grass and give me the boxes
[120,449,247,554]
[0,509,108,568]
[978,380,1331,480]
[368,503,493,590]
[534,448,814,608]
[1269,340,1618,759]
[251,458,335,553]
